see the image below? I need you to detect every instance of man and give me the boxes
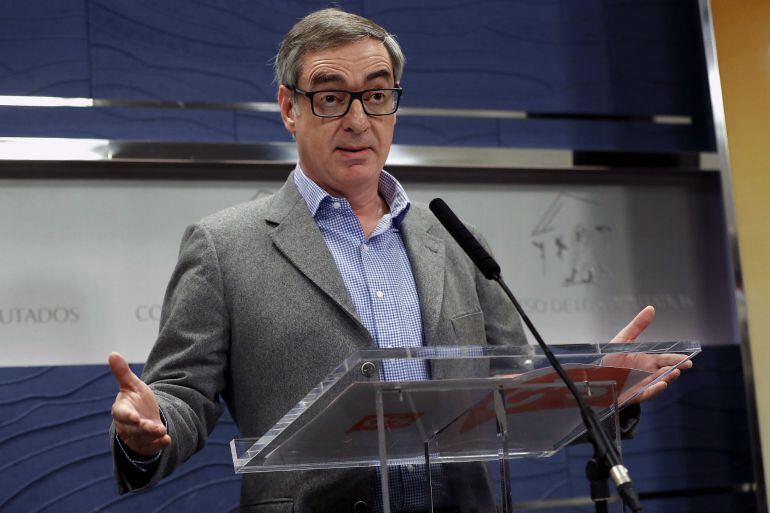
[109,8,688,513]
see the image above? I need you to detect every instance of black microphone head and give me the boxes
[429,198,464,233]
[429,198,447,220]
[429,198,447,213]
[429,198,501,280]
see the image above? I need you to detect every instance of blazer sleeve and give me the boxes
[112,223,230,492]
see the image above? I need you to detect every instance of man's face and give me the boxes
[278,39,397,198]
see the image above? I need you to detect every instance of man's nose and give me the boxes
[343,98,370,133]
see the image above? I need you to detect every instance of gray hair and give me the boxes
[274,8,405,89]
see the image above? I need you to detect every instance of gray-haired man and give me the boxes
[108,8,686,513]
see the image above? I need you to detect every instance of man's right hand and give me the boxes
[109,352,172,456]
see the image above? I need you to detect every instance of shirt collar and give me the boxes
[293,163,411,225]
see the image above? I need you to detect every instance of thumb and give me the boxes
[611,305,655,343]
[108,352,140,390]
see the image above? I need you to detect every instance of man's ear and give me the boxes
[278,85,296,135]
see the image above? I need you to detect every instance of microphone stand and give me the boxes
[495,278,639,512]
[587,448,613,513]
[429,198,642,513]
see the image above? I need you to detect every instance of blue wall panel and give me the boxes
[0,1,90,97]
[367,0,711,118]
[235,111,295,144]
[0,106,236,141]
[87,0,276,103]
[0,364,240,513]
[0,0,714,152]
[394,116,502,148]
[370,0,616,111]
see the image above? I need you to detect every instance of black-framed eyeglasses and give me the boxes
[289,86,403,118]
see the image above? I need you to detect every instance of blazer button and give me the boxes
[360,361,376,378]
[353,500,369,513]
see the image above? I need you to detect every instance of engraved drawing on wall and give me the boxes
[530,193,614,288]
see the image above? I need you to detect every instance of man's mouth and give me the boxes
[336,146,371,157]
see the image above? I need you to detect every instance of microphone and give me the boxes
[428,198,643,513]
[428,199,501,280]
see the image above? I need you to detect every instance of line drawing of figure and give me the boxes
[563,224,610,287]
[595,224,612,241]
[555,237,568,259]
[530,192,613,286]
[532,241,546,275]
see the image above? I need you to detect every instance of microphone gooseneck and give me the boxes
[427,198,501,280]
[428,198,643,513]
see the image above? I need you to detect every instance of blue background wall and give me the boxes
[0,1,754,512]
[0,0,714,152]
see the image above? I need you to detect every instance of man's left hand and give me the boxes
[605,305,693,403]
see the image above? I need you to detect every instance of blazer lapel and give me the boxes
[266,177,364,332]
[401,206,446,346]
[403,206,491,380]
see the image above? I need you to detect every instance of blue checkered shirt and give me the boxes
[293,165,449,512]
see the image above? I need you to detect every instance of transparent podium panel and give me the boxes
[231,341,700,473]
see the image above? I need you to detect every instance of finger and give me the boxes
[108,352,141,390]
[611,306,655,343]
[142,434,171,449]
[122,431,165,446]
[138,435,172,455]
[632,380,667,404]
[152,434,172,449]
[116,421,163,439]
[651,354,693,368]
[111,402,141,425]
[137,432,171,447]
[138,418,167,437]
[660,368,682,384]
[114,416,165,437]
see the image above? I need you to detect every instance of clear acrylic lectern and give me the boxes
[231,341,699,513]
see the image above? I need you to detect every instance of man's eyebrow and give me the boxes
[309,73,345,88]
[366,69,393,83]
[308,69,394,89]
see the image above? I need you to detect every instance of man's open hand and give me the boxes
[109,352,171,456]
[606,306,693,403]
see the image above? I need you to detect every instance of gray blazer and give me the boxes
[112,173,527,513]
